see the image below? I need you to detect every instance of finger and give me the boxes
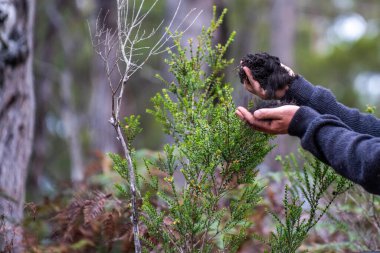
[236,108,273,133]
[249,119,276,134]
[244,79,265,95]
[243,79,266,98]
[235,109,244,120]
[243,81,253,92]
[236,107,255,124]
[253,108,283,120]
[243,67,266,98]
[243,67,259,88]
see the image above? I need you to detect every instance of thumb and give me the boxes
[253,108,282,120]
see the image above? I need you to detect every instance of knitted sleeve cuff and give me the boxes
[282,76,316,105]
[288,106,320,138]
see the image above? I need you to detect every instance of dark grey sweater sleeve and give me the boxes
[283,76,380,137]
[289,106,380,195]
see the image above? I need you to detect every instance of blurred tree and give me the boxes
[29,4,55,191]
[270,0,296,66]
[165,0,229,58]
[166,0,213,47]
[89,0,120,154]
[296,0,380,111]
[30,0,91,193]
[226,0,266,110]
[30,0,99,194]
[46,0,85,185]
[0,0,35,251]
[264,0,298,172]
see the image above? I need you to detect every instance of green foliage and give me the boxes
[109,154,129,181]
[262,152,352,252]
[123,115,143,147]
[106,6,357,253]
[143,7,272,252]
[109,115,142,198]
[365,104,376,114]
[306,185,380,252]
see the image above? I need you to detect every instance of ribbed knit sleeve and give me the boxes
[283,76,380,137]
[289,106,380,195]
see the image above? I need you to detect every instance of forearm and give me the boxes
[283,76,380,137]
[289,107,380,195]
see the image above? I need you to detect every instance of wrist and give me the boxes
[288,106,320,137]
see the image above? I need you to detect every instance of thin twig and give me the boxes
[91,0,201,251]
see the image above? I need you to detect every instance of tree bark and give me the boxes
[0,0,35,251]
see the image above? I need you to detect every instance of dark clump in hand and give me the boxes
[239,52,296,99]
[249,100,295,114]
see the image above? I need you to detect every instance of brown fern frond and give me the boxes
[33,190,121,251]
[121,225,134,253]
[78,225,96,239]
[83,192,111,224]
[104,212,116,240]
[103,212,116,252]
[63,205,82,242]
[51,195,85,242]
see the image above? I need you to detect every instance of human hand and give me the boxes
[235,105,300,134]
[242,63,295,99]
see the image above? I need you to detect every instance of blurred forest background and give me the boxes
[3,0,379,251]
[30,0,380,198]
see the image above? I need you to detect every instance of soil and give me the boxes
[239,52,296,99]
[248,100,294,114]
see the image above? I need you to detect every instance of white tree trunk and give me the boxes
[0,0,35,251]
[60,70,85,183]
[265,0,298,171]
[45,1,86,185]
[270,0,296,66]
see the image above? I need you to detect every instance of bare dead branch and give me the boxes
[90,1,201,252]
